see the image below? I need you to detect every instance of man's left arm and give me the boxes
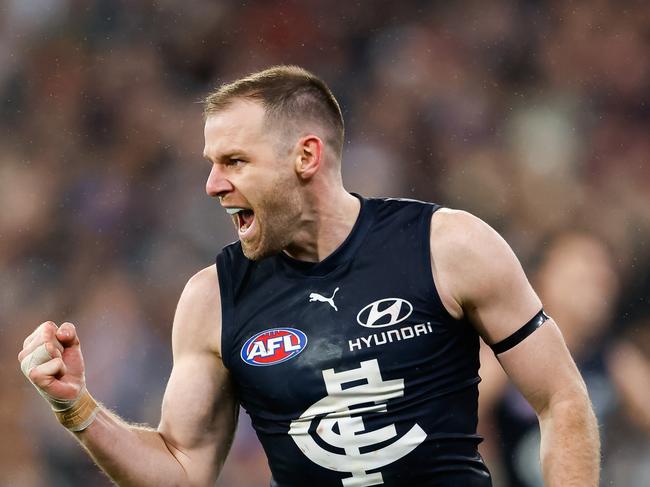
[430,209,600,486]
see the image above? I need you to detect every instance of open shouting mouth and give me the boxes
[226,208,256,238]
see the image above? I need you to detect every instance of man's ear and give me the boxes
[294,135,323,180]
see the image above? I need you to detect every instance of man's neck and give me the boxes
[284,187,361,263]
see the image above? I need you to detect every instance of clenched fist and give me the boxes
[19,321,99,431]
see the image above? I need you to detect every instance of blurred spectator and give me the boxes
[604,321,650,486]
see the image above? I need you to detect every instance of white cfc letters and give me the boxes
[288,359,426,487]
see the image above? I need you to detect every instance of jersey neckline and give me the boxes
[276,193,375,278]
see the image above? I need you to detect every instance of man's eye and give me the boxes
[227,158,244,166]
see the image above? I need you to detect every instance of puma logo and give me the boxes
[309,287,340,311]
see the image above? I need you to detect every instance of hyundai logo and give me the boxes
[357,298,413,328]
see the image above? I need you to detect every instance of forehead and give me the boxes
[203,99,267,157]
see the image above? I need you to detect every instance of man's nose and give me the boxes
[205,164,234,198]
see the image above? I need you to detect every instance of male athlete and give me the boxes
[19,66,599,486]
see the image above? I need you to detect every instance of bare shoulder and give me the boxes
[429,208,541,342]
[429,208,511,306]
[173,264,221,356]
[430,208,507,258]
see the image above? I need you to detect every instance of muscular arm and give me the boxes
[430,209,599,486]
[24,265,238,487]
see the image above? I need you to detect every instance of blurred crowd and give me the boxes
[1,0,649,486]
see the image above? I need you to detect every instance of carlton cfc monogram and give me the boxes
[289,359,426,487]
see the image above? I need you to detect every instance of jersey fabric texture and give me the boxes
[216,195,492,487]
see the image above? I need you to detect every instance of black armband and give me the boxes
[490,309,550,354]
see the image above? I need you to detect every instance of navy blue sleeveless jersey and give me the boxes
[216,196,492,487]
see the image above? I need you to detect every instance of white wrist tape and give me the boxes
[20,343,52,377]
[20,343,99,431]
[21,344,73,410]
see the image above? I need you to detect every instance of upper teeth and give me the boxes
[226,208,245,215]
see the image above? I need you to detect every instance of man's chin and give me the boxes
[240,241,279,261]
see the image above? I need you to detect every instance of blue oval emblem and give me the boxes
[241,327,308,366]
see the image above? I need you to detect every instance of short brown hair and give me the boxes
[204,65,344,157]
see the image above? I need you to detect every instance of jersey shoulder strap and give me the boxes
[216,241,251,370]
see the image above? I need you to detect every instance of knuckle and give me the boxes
[46,342,61,357]
[27,367,40,382]
[42,322,58,336]
[17,347,30,361]
[24,329,38,346]
[19,342,38,362]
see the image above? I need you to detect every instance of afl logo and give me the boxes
[357,298,413,328]
[241,328,308,366]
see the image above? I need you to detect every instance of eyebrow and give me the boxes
[202,149,248,163]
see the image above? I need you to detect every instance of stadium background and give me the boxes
[1,0,649,485]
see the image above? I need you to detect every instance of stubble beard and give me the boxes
[240,178,302,261]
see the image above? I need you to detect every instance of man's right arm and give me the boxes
[19,265,238,487]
